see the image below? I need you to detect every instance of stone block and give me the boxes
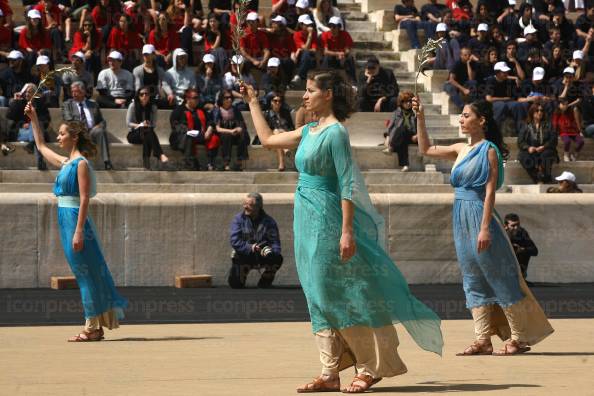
[369,10,397,31]
[50,276,78,290]
[175,275,213,288]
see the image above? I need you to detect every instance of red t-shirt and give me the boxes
[18,27,51,51]
[553,111,579,136]
[34,2,63,28]
[271,0,288,15]
[107,27,142,54]
[240,28,270,58]
[320,30,353,52]
[148,28,180,57]
[293,30,318,50]
[268,31,296,59]
[69,29,102,57]
[0,26,12,48]
[91,5,120,28]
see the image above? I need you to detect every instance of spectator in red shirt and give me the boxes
[240,12,271,71]
[0,8,13,60]
[90,0,121,47]
[18,9,51,64]
[70,18,103,79]
[268,15,297,82]
[291,14,318,86]
[320,16,356,83]
[203,12,230,74]
[108,14,143,70]
[148,12,181,67]
[34,0,69,61]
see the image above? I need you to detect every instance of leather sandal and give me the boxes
[296,376,340,393]
[341,373,382,393]
[456,340,493,356]
[67,329,103,342]
[492,340,531,356]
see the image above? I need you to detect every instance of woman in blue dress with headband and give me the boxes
[25,102,127,342]
[413,97,553,356]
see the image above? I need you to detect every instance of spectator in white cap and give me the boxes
[240,11,271,70]
[517,102,558,183]
[485,61,525,130]
[291,14,318,87]
[432,21,461,70]
[295,0,310,14]
[32,55,61,108]
[68,17,102,78]
[18,9,51,62]
[320,15,357,82]
[132,44,174,108]
[223,54,257,110]
[268,13,297,85]
[107,14,143,71]
[202,13,231,74]
[261,57,287,98]
[468,23,490,57]
[518,66,554,115]
[394,0,436,49]
[503,3,540,42]
[547,171,582,193]
[0,51,33,108]
[62,51,95,100]
[517,24,542,62]
[553,65,583,141]
[197,53,223,111]
[96,50,135,109]
[314,0,341,34]
[569,49,587,81]
[165,48,197,105]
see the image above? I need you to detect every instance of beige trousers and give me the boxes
[315,325,408,378]
[471,297,534,343]
[84,310,120,332]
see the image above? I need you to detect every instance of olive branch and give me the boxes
[230,0,252,81]
[414,37,445,96]
[29,66,76,104]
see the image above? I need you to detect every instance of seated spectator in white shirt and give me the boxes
[96,50,134,108]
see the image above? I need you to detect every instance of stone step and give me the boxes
[504,137,594,162]
[353,41,392,50]
[344,20,376,31]
[340,11,368,21]
[349,31,385,42]
[0,182,455,193]
[0,169,446,185]
[354,50,401,61]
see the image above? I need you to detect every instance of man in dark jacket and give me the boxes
[504,213,538,285]
[357,56,399,112]
[229,193,283,288]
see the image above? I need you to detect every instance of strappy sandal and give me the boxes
[492,340,531,356]
[67,329,103,342]
[456,340,493,356]
[296,376,340,393]
[341,373,382,393]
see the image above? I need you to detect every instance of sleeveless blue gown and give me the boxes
[293,122,443,356]
[54,157,128,323]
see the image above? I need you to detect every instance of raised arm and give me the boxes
[412,96,463,160]
[24,102,68,168]
[240,83,303,149]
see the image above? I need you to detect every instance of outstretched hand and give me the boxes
[411,96,424,115]
[24,102,37,120]
[239,82,258,106]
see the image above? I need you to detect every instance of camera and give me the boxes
[257,242,273,257]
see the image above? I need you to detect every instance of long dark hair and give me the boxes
[133,88,155,123]
[306,69,357,122]
[468,100,509,160]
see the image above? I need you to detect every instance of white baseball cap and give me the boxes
[563,66,575,75]
[508,0,516,5]
[436,23,447,32]
[296,0,309,8]
[267,57,281,67]
[175,48,188,57]
[494,61,511,72]
[7,50,24,60]
[329,16,342,26]
[555,171,576,182]
[524,25,537,35]
[36,55,50,65]
[231,54,244,65]
[107,50,123,60]
[71,51,85,60]
[298,14,313,25]
[27,9,41,19]
[142,44,156,54]
[0,8,4,16]
[246,11,258,21]
[271,15,287,25]
[202,53,215,63]
[477,23,488,32]
[573,50,584,60]
[287,0,296,4]
[532,67,545,81]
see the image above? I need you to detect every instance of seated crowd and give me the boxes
[393,0,594,183]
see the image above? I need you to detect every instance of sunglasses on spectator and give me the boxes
[187,95,199,99]
[83,23,93,26]
[271,99,282,103]
[139,92,150,96]
[534,108,544,112]
[223,96,233,99]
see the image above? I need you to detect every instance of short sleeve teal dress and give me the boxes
[294,122,443,355]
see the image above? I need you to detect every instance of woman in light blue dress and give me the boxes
[241,70,443,393]
[413,97,553,356]
[25,103,128,342]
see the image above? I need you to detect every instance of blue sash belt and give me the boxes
[454,187,485,201]
[297,174,338,193]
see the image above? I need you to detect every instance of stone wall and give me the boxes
[1,192,593,288]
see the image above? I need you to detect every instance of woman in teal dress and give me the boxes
[413,97,553,356]
[241,70,443,393]
[25,103,127,342]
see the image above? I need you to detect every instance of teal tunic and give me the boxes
[293,122,443,355]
